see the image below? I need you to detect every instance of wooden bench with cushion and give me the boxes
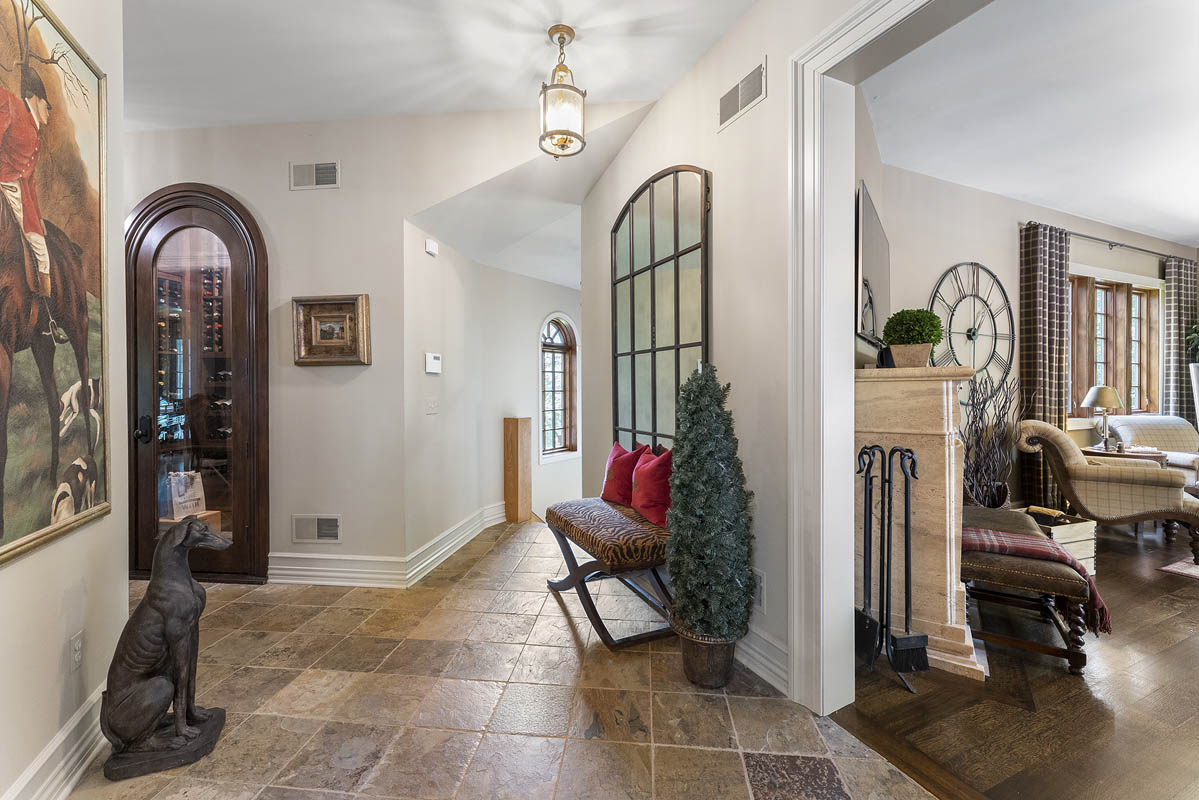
[961,506,1091,674]
[544,498,674,649]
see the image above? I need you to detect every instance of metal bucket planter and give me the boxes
[671,615,740,689]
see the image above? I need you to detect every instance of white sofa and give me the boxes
[1104,414,1199,484]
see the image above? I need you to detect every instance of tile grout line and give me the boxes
[723,688,756,800]
[650,638,657,800]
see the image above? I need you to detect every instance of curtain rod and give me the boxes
[1023,222,1178,261]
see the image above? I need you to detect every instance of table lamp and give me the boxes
[1081,385,1124,451]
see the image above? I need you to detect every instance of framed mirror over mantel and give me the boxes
[611,165,710,452]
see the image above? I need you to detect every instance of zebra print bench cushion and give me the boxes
[546,498,670,572]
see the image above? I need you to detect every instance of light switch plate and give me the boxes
[425,353,442,374]
[425,397,439,415]
[424,238,439,257]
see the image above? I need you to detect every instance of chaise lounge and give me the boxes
[1017,419,1199,563]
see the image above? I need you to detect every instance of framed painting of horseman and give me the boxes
[0,0,108,565]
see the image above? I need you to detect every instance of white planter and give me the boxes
[1190,363,1199,418]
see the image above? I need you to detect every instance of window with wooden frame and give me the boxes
[540,318,576,454]
[1068,275,1159,417]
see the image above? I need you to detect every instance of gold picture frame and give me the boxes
[292,294,371,365]
[0,0,111,566]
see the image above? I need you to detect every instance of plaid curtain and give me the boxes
[1019,222,1070,508]
[1163,256,1198,426]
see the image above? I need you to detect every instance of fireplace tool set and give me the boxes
[855,444,929,693]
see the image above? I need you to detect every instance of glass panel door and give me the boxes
[128,184,268,580]
[154,227,236,546]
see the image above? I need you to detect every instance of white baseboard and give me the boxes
[736,625,789,697]
[2,685,105,800]
[268,501,507,588]
[404,501,506,585]
[265,551,410,587]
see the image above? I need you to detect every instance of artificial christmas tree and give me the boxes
[665,364,754,688]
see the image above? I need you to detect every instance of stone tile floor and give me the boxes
[71,521,929,800]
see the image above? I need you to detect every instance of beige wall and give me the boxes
[125,106,631,562]
[855,87,885,225]
[0,0,125,791]
[883,163,1197,325]
[581,0,858,657]
[402,222,581,553]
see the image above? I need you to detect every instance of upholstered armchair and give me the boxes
[1017,419,1199,563]
[1104,414,1199,483]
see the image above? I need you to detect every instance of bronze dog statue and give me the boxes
[100,516,231,778]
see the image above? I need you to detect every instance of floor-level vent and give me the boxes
[719,59,766,131]
[293,514,341,542]
[290,161,340,190]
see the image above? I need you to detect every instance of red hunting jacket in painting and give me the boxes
[0,86,43,235]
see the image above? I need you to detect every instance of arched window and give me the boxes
[541,318,577,454]
[611,165,710,451]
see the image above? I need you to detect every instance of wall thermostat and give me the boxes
[425,353,442,374]
[424,238,439,257]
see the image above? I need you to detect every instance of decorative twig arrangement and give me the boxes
[960,373,1024,508]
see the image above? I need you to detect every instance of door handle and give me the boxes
[133,414,153,444]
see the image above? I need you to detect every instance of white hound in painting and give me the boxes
[50,455,98,524]
[59,378,102,448]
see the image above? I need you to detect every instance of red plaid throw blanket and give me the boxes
[962,526,1112,635]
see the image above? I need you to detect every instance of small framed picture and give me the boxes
[292,294,371,365]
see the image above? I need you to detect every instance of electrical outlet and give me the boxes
[753,569,764,609]
[69,631,83,672]
[425,397,439,415]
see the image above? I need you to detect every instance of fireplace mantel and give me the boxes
[854,366,984,680]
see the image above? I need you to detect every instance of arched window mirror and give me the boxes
[541,317,577,454]
[611,165,710,451]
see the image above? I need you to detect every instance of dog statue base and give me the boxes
[103,708,225,780]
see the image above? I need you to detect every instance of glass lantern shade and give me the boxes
[539,64,586,157]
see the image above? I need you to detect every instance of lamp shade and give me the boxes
[539,66,586,157]
[1080,384,1124,410]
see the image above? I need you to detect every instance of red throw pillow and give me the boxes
[601,442,648,505]
[631,448,672,527]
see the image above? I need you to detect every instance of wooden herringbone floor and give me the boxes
[834,523,1199,800]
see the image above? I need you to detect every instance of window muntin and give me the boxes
[611,166,709,451]
[540,319,575,454]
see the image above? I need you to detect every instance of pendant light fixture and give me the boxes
[539,24,586,159]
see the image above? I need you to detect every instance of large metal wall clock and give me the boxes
[927,262,1014,404]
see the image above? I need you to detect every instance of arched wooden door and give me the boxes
[125,184,268,581]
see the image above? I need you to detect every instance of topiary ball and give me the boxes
[882,309,943,346]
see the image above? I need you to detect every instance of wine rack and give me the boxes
[156,276,186,442]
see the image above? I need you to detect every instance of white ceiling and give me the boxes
[411,104,653,288]
[861,0,1199,247]
[123,0,754,130]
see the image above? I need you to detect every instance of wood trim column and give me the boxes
[504,417,532,522]
[1147,290,1161,412]
[1070,275,1096,417]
